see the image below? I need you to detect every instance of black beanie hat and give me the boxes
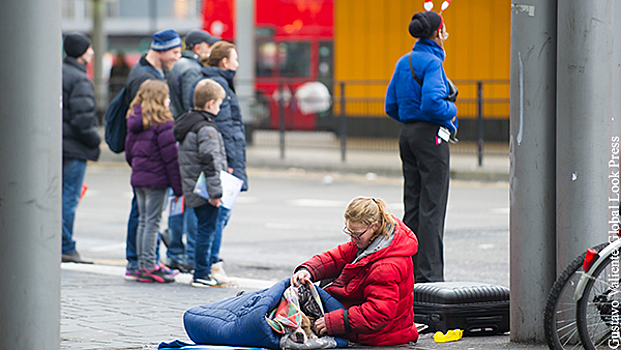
[408,11,443,39]
[64,33,91,58]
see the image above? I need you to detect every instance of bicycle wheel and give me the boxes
[577,244,621,350]
[545,243,607,350]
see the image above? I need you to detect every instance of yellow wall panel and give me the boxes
[334,0,511,119]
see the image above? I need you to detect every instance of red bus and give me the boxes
[202,0,334,131]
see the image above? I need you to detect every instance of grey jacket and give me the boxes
[168,50,202,118]
[174,109,227,208]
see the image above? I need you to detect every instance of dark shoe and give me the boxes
[191,275,227,288]
[62,251,93,264]
[164,258,193,273]
[181,262,194,274]
[158,263,180,277]
[160,229,171,248]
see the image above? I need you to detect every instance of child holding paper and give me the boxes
[174,78,228,287]
[125,79,182,283]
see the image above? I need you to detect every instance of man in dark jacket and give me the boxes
[61,33,101,263]
[169,29,220,118]
[163,29,220,272]
[122,29,183,280]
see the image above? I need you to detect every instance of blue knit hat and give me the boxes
[151,29,182,52]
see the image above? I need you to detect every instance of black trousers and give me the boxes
[399,121,450,283]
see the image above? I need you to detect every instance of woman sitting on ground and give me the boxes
[291,196,419,346]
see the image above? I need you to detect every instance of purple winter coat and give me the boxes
[125,104,183,196]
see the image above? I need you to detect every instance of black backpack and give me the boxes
[104,65,162,153]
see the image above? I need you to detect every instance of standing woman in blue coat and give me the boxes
[385,10,457,283]
[195,41,248,284]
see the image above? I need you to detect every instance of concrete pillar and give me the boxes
[556,1,620,269]
[0,0,62,349]
[236,0,256,143]
[509,0,557,342]
[92,0,108,115]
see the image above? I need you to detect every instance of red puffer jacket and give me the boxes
[299,217,419,346]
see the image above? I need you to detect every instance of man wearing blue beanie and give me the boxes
[121,29,182,280]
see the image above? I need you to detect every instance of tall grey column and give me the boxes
[236,0,256,144]
[556,1,620,273]
[0,0,62,349]
[509,1,557,342]
[92,0,108,115]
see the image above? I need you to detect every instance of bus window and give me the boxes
[279,42,310,77]
[256,41,277,77]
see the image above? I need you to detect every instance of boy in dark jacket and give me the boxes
[174,78,228,287]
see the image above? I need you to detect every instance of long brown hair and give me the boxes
[204,41,236,68]
[344,196,394,241]
[127,79,173,129]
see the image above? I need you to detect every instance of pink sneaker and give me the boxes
[136,266,175,283]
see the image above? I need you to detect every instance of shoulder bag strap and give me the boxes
[408,52,423,86]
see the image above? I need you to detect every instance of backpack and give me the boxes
[104,65,163,153]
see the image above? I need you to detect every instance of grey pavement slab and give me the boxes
[61,265,547,350]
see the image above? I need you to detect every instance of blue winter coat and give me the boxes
[194,66,248,191]
[183,279,348,349]
[385,38,458,132]
[125,104,183,197]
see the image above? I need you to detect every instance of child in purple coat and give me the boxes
[125,79,183,283]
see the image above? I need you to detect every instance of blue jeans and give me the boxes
[166,208,197,264]
[62,158,87,255]
[210,206,232,265]
[193,203,220,280]
[126,192,161,270]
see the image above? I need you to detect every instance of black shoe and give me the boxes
[62,251,93,264]
[181,262,194,273]
[160,229,171,248]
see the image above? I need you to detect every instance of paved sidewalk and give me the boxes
[60,263,547,350]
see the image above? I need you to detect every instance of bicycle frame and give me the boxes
[574,238,621,302]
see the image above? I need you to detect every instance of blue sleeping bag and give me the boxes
[183,279,347,349]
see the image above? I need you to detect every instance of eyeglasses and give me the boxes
[441,30,449,40]
[343,223,374,239]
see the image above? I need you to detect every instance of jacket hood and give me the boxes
[127,105,144,133]
[174,109,216,143]
[352,217,418,265]
[413,38,445,62]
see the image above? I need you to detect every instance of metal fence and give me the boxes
[239,79,510,164]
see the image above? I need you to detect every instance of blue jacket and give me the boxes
[195,66,248,191]
[385,38,457,132]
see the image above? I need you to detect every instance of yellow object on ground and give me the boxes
[433,329,464,343]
